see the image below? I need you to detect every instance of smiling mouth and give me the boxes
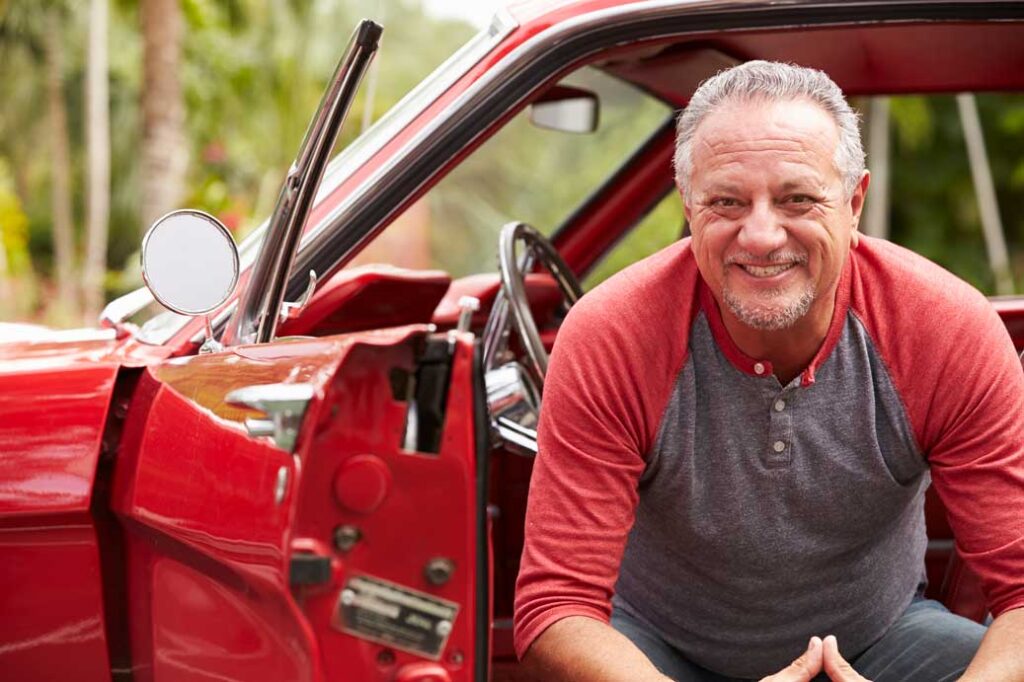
[737,262,798,278]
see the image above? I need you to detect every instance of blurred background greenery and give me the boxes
[0,0,1022,329]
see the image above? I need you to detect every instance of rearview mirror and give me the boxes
[529,85,599,134]
[141,209,239,317]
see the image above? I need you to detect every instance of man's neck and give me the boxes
[721,297,836,385]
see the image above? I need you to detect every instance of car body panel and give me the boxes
[0,523,112,680]
[107,335,365,682]
[1,2,1023,680]
[0,355,117,517]
[0,334,124,679]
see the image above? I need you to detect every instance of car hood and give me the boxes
[0,323,174,368]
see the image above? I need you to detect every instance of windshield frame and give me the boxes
[126,11,518,345]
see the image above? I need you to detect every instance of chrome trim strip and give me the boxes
[228,21,382,346]
[100,286,154,329]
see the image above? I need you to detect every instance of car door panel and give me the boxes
[111,325,481,681]
[289,331,482,682]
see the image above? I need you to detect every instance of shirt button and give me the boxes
[774,400,786,412]
[772,440,786,453]
[753,362,766,375]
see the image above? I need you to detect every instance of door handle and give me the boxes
[225,382,315,452]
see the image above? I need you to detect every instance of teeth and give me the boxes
[741,263,796,278]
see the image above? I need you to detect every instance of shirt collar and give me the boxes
[698,257,852,387]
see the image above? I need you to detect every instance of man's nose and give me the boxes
[736,200,787,255]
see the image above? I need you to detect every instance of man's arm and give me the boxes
[524,619,859,682]
[960,607,1024,681]
[522,616,673,682]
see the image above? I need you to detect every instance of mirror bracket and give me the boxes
[278,270,318,327]
[199,315,224,354]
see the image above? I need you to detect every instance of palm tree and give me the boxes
[82,0,110,321]
[0,1,77,320]
[139,0,187,233]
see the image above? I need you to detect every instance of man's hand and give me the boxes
[760,637,823,682]
[822,635,870,681]
[760,636,871,682]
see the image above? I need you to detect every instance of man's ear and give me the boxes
[849,171,870,247]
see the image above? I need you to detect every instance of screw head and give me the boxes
[436,619,452,637]
[424,557,455,586]
[376,648,395,667]
[340,589,356,606]
[333,525,362,552]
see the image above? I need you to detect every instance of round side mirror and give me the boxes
[141,209,240,316]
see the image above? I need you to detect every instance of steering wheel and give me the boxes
[493,221,583,385]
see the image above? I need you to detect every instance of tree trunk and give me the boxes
[864,97,891,240]
[140,0,187,233]
[45,8,78,320]
[957,93,1015,296]
[82,0,110,321]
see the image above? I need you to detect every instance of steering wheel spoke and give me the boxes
[490,221,583,386]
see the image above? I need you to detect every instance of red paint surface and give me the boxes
[279,265,451,338]
[0,524,111,680]
[108,327,442,682]
[0,362,117,516]
[0,332,175,681]
[433,274,564,331]
[151,558,309,681]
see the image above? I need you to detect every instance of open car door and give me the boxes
[111,326,487,681]
[107,21,487,680]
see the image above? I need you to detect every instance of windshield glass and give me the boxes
[348,66,670,277]
[129,14,515,345]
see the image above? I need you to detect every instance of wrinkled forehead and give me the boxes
[691,97,842,174]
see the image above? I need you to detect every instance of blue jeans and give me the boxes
[611,598,986,681]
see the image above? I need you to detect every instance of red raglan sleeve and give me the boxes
[924,301,1024,617]
[511,245,696,659]
[853,238,1024,618]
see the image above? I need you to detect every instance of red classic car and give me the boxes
[2,1,1023,681]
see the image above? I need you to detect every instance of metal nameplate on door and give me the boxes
[332,574,459,659]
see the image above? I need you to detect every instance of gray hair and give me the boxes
[673,60,865,199]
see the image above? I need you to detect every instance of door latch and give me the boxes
[225,382,315,452]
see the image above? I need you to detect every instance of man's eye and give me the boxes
[711,197,740,208]
[786,194,815,205]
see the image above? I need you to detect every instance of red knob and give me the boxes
[332,454,391,514]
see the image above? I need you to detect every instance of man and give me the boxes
[513,61,1024,681]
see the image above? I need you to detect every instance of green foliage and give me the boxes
[3,0,1024,326]
[887,94,1024,293]
[0,157,31,276]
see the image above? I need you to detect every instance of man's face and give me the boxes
[683,98,866,333]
